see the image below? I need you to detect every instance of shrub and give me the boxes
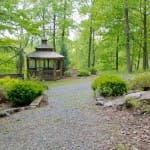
[89,67,97,75]
[77,70,90,77]
[92,74,127,96]
[7,81,44,106]
[64,71,71,77]
[0,77,19,92]
[130,72,150,91]
[91,76,101,91]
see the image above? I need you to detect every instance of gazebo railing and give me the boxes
[27,68,62,80]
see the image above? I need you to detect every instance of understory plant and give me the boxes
[92,74,127,97]
[89,67,97,75]
[64,71,71,77]
[77,69,90,77]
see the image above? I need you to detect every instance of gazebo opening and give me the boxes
[27,39,64,80]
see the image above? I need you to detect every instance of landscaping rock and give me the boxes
[30,96,43,107]
[0,95,48,118]
[125,91,150,101]
[0,112,8,117]
[125,92,142,100]
[96,100,105,106]
[96,91,150,108]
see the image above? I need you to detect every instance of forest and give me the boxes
[0,0,150,74]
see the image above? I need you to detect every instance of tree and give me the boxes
[124,0,132,73]
[60,42,69,69]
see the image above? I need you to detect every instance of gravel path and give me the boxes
[0,77,149,150]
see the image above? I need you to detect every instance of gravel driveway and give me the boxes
[0,77,148,150]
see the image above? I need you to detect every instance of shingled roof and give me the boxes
[27,51,64,59]
[27,39,64,59]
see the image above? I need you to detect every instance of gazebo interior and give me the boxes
[27,39,64,80]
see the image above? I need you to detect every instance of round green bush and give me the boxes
[130,72,150,91]
[7,81,44,106]
[77,70,90,77]
[92,74,127,97]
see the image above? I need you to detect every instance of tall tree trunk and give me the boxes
[116,34,119,71]
[42,9,45,38]
[143,0,148,70]
[52,14,56,51]
[61,0,67,43]
[88,26,92,68]
[124,0,132,73]
[137,48,141,70]
[92,30,95,67]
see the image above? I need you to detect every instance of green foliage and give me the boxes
[130,72,150,91]
[60,42,69,69]
[7,80,44,106]
[89,67,97,75]
[125,98,150,113]
[77,70,90,77]
[64,71,71,77]
[0,77,19,92]
[0,50,17,74]
[125,98,141,110]
[92,75,127,96]
[91,76,102,91]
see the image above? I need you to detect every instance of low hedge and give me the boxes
[92,74,127,97]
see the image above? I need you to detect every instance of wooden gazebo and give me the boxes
[27,39,64,80]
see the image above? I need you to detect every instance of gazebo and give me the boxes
[27,39,64,80]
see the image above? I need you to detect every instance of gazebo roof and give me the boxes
[27,51,64,59]
[36,39,54,51]
[27,39,64,59]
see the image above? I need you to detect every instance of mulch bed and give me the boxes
[97,106,150,149]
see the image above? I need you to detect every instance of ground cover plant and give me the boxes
[130,72,150,91]
[125,98,150,113]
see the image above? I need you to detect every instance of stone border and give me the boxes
[95,91,150,107]
[0,95,48,118]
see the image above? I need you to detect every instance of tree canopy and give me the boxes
[0,0,150,73]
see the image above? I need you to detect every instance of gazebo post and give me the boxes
[60,60,63,78]
[53,59,56,80]
[27,58,29,78]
